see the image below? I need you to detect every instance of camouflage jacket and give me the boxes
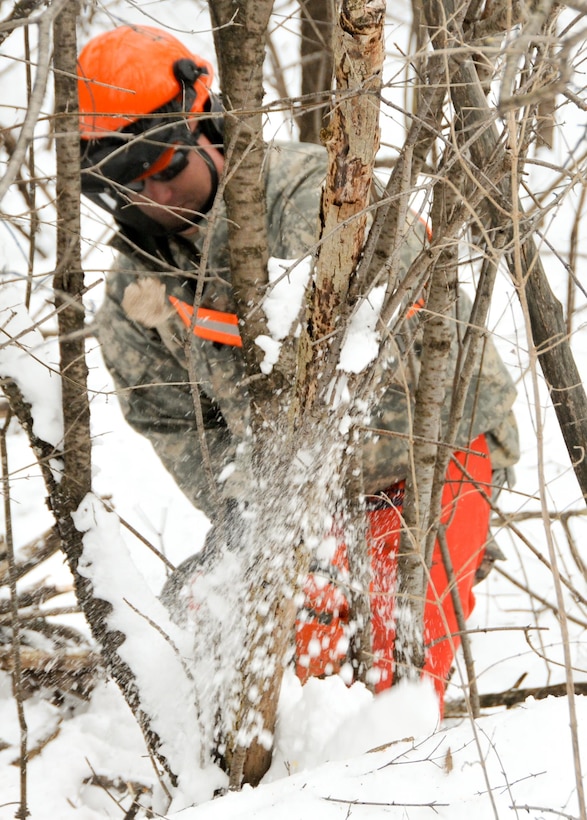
[96,142,519,521]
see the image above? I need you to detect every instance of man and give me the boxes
[78,25,519,704]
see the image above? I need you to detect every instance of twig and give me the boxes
[437,527,480,716]
[426,623,549,650]
[511,805,580,820]
[101,498,176,572]
[445,681,587,714]
[0,583,71,614]
[0,527,61,585]
[0,0,45,45]
[560,513,587,582]
[83,760,152,818]
[11,722,62,766]
[0,606,81,625]
[0,0,71,203]
[524,630,587,676]
[323,796,449,808]
[0,379,60,497]
[493,509,587,523]
[121,598,196,686]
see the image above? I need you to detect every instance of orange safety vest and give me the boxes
[169,296,242,347]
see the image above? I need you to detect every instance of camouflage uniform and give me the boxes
[96,141,519,522]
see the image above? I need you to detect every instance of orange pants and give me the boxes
[295,435,492,704]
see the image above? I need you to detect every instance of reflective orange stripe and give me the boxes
[169,296,243,347]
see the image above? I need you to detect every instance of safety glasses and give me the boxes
[80,111,195,195]
[126,145,191,192]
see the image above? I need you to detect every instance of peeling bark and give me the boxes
[293,0,385,419]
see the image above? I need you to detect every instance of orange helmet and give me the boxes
[78,25,214,138]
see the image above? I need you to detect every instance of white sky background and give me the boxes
[0,0,587,817]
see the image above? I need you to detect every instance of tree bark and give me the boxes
[209,0,273,378]
[209,0,291,789]
[51,5,178,785]
[292,0,385,420]
[52,10,90,536]
[393,173,460,682]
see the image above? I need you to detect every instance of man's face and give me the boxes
[127,133,223,234]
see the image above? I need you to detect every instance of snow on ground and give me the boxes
[175,689,587,820]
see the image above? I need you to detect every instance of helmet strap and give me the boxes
[191,132,220,217]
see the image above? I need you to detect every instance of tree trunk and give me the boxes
[393,172,459,681]
[209,0,292,789]
[51,5,178,785]
[52,7,90,537]
[291,0,385,687]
